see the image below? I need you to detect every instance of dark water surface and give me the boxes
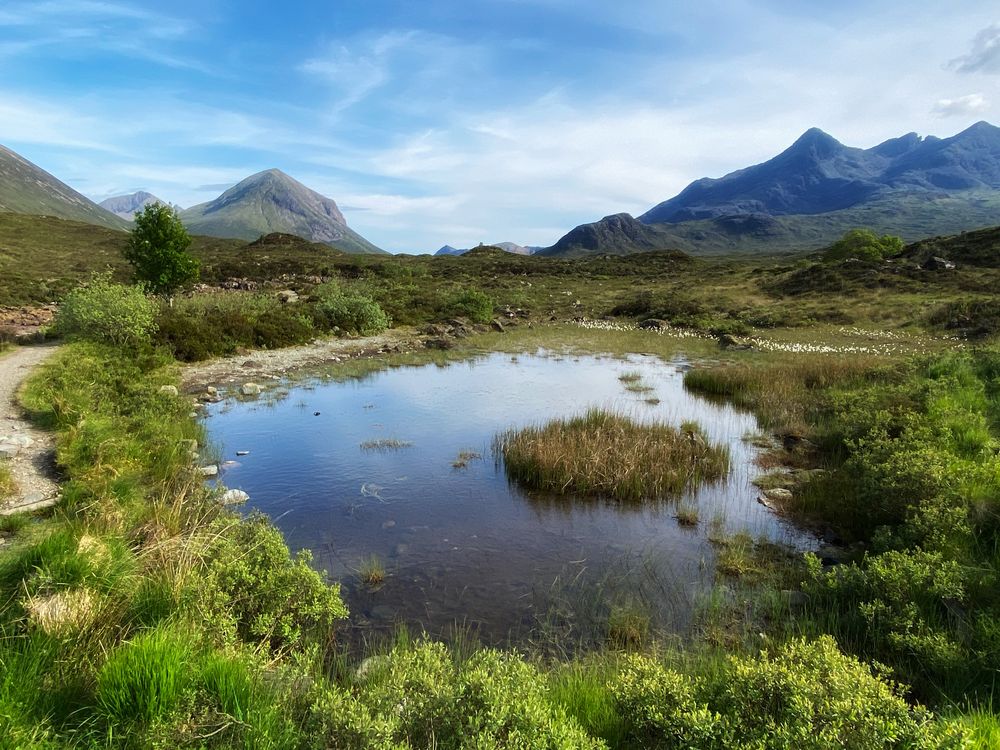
[203,351,816,646]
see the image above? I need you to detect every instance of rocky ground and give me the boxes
[0,344,61,517]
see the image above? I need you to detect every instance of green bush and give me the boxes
[312,284,391,335]
[612,636,964,749]
[443,288,494,323]
[200,514,348,651]
[53,274,158,347]
[307,642,602,749]
[823,229,904,263]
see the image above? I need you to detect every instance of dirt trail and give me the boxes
[0,345,60,516]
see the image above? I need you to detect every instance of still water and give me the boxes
[203,351,816,646]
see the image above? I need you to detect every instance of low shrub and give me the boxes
[443,288,494,323]
[823,229,904,263]
[53,273,158,347]
[612,636,965,749]
[312,285,391,335]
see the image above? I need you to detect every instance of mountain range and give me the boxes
[435,241,537,256]
[0,148,385,254]
[541,121,1000,256]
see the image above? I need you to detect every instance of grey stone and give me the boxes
[221,489,250,505]
[158,385,178,397]
[764,488,794,503]
[0,444,19,459]
[198,465,219,477]
[277,290,299,304]
[490,319,505,333]
[240,382,262,396]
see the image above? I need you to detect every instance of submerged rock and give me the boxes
[241,382,262,396]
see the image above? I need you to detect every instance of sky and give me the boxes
[1,1,999,253]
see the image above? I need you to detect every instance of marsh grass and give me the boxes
[617,371,642,384]
[496,409,730,502]
[606,603,650,649]
[452,450,482,469]
[359,438,412,452]
[358,555,386,588]
[674,503,699,527]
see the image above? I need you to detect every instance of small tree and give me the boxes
[823,228,904,263]
[124,203,199,296]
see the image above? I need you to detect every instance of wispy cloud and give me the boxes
[949,24,1000,73]
[933,93,989,117]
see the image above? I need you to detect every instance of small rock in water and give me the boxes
[240,382,262,396]
[198,465,219,477]
[236,450,250,456]
[764,488,794,503]
[392,543,409,557]
[221,489,250,505]
[158,385,178,397]
[381,519,396,529]
[313,412,321,416]
[369,605,396,622]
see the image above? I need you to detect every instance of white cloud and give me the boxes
[933,93,989,117]
[949,24,1000,74]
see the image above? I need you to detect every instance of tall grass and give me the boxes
[0,460,15,502]
[496,409,730,502]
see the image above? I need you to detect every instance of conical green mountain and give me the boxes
[180,169,386,254]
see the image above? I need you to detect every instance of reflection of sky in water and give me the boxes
[203,351,817,646]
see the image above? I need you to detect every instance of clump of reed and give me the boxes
[452,450,482,469]
[360,438,412,452]
[495,409,730,503]
[358,555,386,588]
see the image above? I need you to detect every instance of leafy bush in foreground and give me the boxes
[312,283,391,335]
[612,636,964,749]
[443,288,494,323]
[53,273,158,347]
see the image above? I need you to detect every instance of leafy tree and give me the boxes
[123,203,199,295]
[823,228,904,263]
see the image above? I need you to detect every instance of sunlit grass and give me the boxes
[496,409,730,502]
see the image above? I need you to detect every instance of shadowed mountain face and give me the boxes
[0,144,129,231]
[179,169,386,254]
[640,121,1000,224]
[538,214,677,257]
[98,191,168,219]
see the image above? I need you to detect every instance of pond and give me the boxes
[202,351,817,648]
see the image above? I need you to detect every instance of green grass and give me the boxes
[497,409,730,503]
[358,554,386,588]
[359,438,412,452]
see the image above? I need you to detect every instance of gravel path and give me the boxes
[0,344,61,516]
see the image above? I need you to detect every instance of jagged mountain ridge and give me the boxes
[0,144,129,230]
[640,121,1000,224]
[180,169,386,254]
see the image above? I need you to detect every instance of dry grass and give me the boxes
[684,354,890,433]
[675,504,700,527]
[25,588,98,636]
[452,450,482,469]
[495,409,730,503]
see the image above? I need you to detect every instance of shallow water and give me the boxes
[203,351,816,647]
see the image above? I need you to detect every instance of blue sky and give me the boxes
[1,0,999,252]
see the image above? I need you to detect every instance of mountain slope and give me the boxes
[99,191,168,219]
[434,241,535,256]
[180,169,386,254]
[0,145,130,230]
[537,214,679,257]
[640,121,1000,225]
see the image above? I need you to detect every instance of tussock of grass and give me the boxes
[358,554,386,588]
[452,450,482,469]
[675,503,699,526]
[359,438,412,451]
[496,409,730,502]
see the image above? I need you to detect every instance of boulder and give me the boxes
[240,382,262,396]
[197,465,219,477]
[638,318,669,330]
[490,319,506,333]
[277,290,300,304]
[424,338,453,350]
[764,487,794,503]
[221,488,250,505]
[922,256,956,271]
[158,385,179,397]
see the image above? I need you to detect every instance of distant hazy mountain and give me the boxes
[434,241,536,256]
[0,144,129,231]
[640,121,1000,224]
[99,191,169,219]
[543,122,1000,256]
[180,169,386,254]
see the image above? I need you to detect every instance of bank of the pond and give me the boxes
[0,337,984,748]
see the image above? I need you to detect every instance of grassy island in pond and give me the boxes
[496,409,730,502]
